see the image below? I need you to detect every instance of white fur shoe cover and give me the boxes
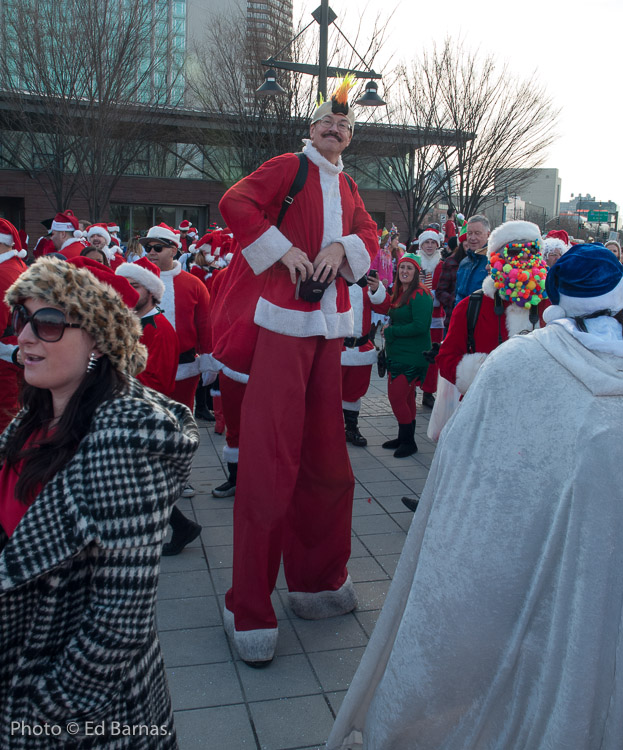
[288,575,358,620]
[223,605,278,664]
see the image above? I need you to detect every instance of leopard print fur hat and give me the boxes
[5,256,147,376]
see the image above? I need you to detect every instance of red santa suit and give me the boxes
[341,281,386,409]
[437,276,549,394]
[216,139,378,660]
[419,248,444,395]
[55,238,87,259]
[33,236,55,259]
[136,308,179,398]
[158,261,212,410]
[0,247,27,431]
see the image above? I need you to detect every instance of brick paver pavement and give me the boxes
[158,371,436,749]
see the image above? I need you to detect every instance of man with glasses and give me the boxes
[213,80,378,665]
[139,222,214,554]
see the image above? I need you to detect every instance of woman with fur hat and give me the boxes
[0,257,198,748]
[328,244,623,750]
[369,254,433,457]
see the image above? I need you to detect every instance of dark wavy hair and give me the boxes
[5,357,125,504]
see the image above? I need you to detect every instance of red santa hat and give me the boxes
[190,233,214,260]
[67,256,139,308]
[418,229,441,246]
[86,223,111,246]
[139,223,181,249]
[51,209,82,238]
[107,222,120,234]
[179,220,191,232]
[546,229,569,248]
[116,257,165,303]
[0,219,27,257]
[188,227,198,239]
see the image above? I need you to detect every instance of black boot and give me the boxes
[194,383,215,422]
[212,462,238,498]
[422,392,435,408]
[162,505,202,556]
[382,427,402,450]
[401,496,419,512]
[394,421,418,458]
[343,409,367,447]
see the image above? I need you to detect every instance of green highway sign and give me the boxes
[587,210,609,222]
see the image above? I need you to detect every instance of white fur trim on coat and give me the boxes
[348,284,364,338]
[159,261,182,330]
[223,605,277,663]
[242,225,293,275]
[338,234,371,284]
[455,352,488,394]
[368,283,386,305]
[487,220,542,258]
[288,575,357,619]
[342,399,361,410]
[223,445,239,463]
[254,296,354,339]
[222,366,249,384]
[176,360,200,381]
[341,347,378,366]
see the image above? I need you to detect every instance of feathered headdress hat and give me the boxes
[311,74,357,130]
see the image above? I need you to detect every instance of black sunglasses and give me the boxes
[145,244,170,253]
[12,304,81,343]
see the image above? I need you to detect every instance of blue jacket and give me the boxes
[455,250,489,305]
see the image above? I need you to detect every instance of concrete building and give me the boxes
[495,168,561,225]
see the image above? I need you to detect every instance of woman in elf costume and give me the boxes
[369,253,432,457]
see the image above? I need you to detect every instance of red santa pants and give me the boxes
[388,373,417,424]
[421,326,444,394]
[219,373,245,452]
[225,329,354,631]
[341,364,373,408]
[172,374,200,412]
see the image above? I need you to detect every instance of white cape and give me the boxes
[328,323,623,750]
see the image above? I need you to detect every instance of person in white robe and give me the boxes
[327,243,623,750]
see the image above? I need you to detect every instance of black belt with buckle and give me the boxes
[178,348,196,364]
[343,333,369,348]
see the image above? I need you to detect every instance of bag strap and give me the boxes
[343,173,356,194]
[466,289,484,354]
[276,153,308,229]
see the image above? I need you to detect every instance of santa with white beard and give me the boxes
[416,230,444,407]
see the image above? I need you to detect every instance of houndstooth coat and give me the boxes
[0,380,199,749]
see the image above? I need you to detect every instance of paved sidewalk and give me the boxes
[158,372,436,750]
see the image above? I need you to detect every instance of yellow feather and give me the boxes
[332,73,356,105]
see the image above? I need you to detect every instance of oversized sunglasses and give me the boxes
[12,304,81,342]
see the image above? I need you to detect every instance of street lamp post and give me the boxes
[255,0,385,106]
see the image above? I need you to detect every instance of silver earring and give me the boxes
[86,352,98,373]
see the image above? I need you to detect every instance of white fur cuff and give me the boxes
[242,225,292,275]
[338,234,371,283]
[288,575,357,620]
[455,352,488,395]
[368,283,386,304]
[223,606,278,663]
[223,445,239,463]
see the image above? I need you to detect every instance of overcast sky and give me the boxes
[296,0,622,210]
